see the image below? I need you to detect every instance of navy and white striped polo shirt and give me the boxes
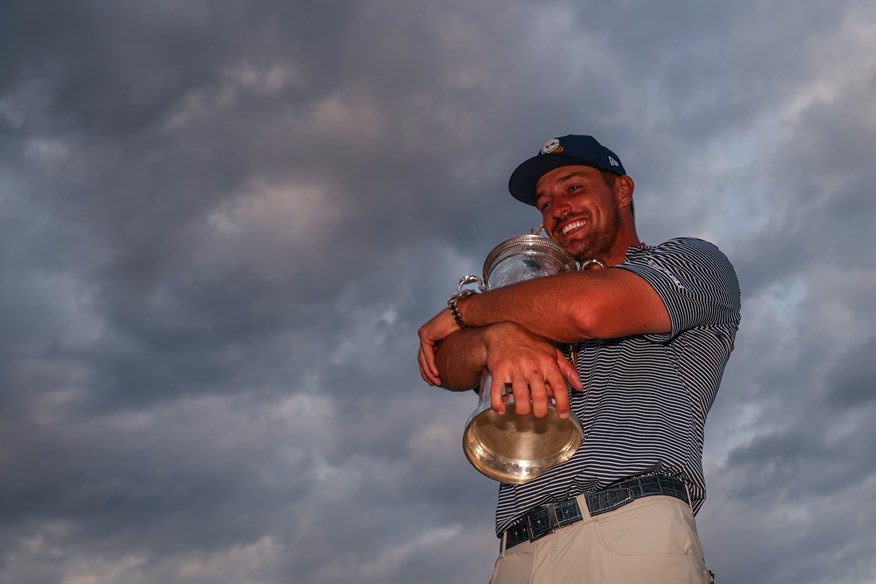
[494,237,741,536]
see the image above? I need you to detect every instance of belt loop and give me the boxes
[684,481,693,512]
[546,502,559,527]
[576,493,592,520]
[499,531,507,555]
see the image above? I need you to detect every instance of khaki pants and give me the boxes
[490,496,714,584]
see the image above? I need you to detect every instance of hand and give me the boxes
[417,308,460,386]
[484,323,584,419]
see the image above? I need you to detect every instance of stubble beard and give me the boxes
[564,206,623,264]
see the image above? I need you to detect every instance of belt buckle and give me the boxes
[524,503,558,542]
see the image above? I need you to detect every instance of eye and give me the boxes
[568,184,580,193]
[538,201,552,212]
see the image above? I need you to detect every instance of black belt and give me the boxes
[502,475,690,550]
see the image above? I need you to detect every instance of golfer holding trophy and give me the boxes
[417,134,740,584]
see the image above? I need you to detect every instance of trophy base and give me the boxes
[462,403,583,484]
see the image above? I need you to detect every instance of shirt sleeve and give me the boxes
[614,238,741,343]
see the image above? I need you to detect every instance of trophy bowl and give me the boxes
[463,374,584,484]
[459,234,585,484]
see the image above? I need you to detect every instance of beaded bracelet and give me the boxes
[447,289,476,328]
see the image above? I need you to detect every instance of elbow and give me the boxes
[568,304,600,341]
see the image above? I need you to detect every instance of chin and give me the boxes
[568,242,609,264]
[562,240,594,259]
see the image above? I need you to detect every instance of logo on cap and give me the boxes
[541,138,563,155]
[608,156,619,167]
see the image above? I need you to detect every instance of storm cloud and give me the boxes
[1,1,875,583]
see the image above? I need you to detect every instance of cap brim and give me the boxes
[508,153,597,206]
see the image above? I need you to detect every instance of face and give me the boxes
[534,165,626,262]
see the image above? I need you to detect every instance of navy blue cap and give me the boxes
[508,135,626,205]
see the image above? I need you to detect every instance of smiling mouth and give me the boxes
[560,219,588,236]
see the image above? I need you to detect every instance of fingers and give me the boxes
[556,349,584,392]
[489,362,564,419]
[510,369,532,417]
[489,371,507,416]
[544,365,571,419]
[417,338,441,386]
[478,328,581,420]
[527,376,550,418]
[417,309,460,387]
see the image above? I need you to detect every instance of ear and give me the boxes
[614,175,635,209]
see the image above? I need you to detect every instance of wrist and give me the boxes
[482,321,517,350]
[447,289,476,328]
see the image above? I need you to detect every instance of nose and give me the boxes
[551,197,572,220]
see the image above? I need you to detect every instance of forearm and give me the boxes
[456,268,670,342]
[457,272,596,343]
[434,326,490,391]
[419,269,668,391]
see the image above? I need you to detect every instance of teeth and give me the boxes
[561,220,587,235]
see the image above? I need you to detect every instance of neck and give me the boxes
[601,223,640,266]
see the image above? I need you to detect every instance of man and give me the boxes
[417,135,741,584]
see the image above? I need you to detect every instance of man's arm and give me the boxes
[461,268,671,341]
[431,321,583,418]
[418,268,670,384]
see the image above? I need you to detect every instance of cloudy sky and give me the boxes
[2,1,875,583]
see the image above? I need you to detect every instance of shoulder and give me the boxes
[623,236,741,306]
[649,237,726,256]
[629,237,736,271]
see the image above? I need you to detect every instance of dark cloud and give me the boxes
[1,0,875,582]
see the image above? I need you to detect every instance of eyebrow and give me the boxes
[535,171,593,201]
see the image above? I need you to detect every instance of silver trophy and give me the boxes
[459,233,601,484]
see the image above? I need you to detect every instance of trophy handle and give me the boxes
[579,259,605,271]
[457,274,486,293]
